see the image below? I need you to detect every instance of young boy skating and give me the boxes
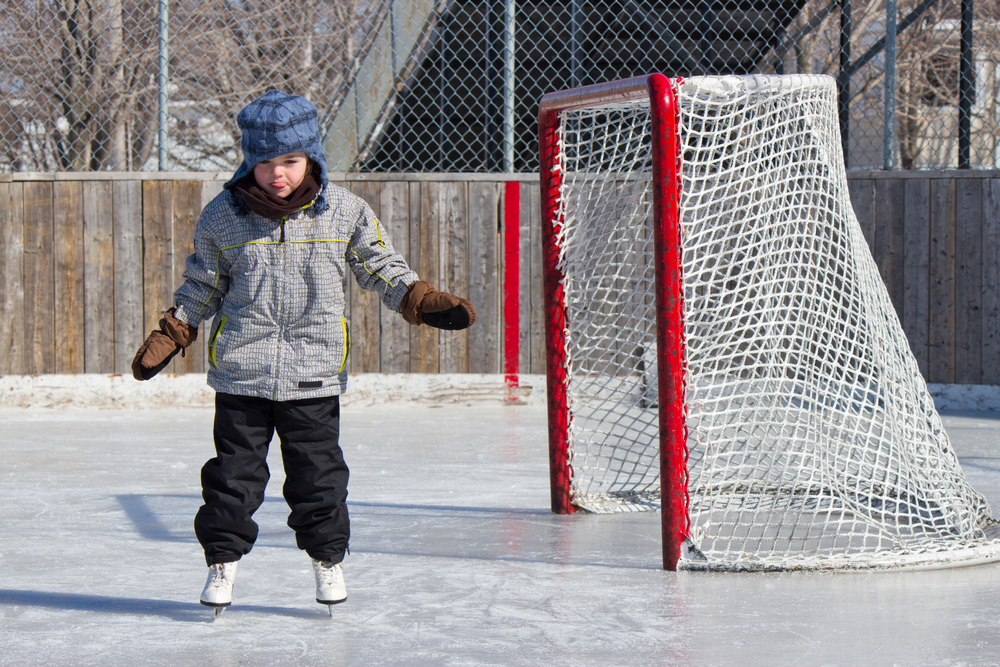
[131,91,475,615]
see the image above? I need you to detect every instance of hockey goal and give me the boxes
[539,73,1000,571]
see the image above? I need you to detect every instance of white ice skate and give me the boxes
[200,561,238,617]
[312,559,346,614]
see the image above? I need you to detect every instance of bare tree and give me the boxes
[767,0,1000,169]
[0,0,158,171]
[144,0,383,170]
[0,0,381,172]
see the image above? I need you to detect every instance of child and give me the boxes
[131,91,475,614]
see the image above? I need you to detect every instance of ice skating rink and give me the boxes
[2,379,1000,666]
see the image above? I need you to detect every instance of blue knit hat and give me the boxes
[225,91,329,211]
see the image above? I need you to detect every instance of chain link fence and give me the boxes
[2,0,999,173]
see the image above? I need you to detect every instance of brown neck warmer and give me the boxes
[234,172,322,220]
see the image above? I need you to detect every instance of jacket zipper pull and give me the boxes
[279,218,286,243]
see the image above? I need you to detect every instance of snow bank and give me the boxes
[0,374,548,409]
[1,374,995,413]
[926,383,1000,412]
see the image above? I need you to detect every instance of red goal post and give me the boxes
[539,73,688,570]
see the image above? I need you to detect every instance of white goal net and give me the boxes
[549,74,1000,570]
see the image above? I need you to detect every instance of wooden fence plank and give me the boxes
[929,178,957,383]
[410,182,439,372]
[874,178,905,321]
[902,179,931,378]
[53,181,85,374]
[171,181,205,373]
[523,182,545,375]
[955,178,983,383]
[438,181,469,373]
[142,181,174,337]
[983,179,1000,384]
[468,181,499,373]
[113,181,145,374]
[82,181,114,373]
[848,179,875,254]
[349,181,383,372]
[0,183,25,374]
[202,181,224,207]
[380,181,411,373]
[22,182,54,374]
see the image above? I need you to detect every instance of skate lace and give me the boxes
[209,565,234,588]
[316,561,342,585]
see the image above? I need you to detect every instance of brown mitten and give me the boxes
[400,281,476,330]
[131,308,199,380]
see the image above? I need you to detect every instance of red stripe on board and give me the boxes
[503,182,521,397]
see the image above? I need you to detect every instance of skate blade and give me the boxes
[318,597,346,617]
[200,600,230,619]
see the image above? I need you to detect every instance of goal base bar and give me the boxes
[680,544,1000,573]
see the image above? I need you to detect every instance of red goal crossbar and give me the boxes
[538,74,689,571]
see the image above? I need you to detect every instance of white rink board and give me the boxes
[1,376,1000,666]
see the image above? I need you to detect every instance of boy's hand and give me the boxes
[131,308,199,380]
[401,281,476,331]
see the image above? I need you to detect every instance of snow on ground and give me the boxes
[1,373,993,412]
[0,374,547,410]
[0,375,999,666]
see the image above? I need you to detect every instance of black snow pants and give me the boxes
[194,392,349,566]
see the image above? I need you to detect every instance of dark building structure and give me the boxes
[357,0,809,172]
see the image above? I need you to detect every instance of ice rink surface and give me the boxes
[2,400,1000,667]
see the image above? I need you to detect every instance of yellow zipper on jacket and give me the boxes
[208,315,227,368]
[338,317,351,373]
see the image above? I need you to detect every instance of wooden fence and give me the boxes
[0,170,997,384]
[0,172,544,378]
[847,171,1000,384]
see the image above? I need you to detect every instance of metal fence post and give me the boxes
[838,0,851,169]
[439,7,452,170]
[959,0,974,169]
[503,0,516,173]
[698,0,716,74]
[570,0,581,88]
[884,0,896,169]
[157,0,169,171]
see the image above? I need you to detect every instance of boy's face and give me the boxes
[253,152,310,199]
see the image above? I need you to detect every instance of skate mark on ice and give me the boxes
[349,501,551,516]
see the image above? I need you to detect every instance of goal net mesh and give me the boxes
[553,74,1000,570]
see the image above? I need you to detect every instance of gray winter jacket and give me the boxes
[173,184,418,401]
